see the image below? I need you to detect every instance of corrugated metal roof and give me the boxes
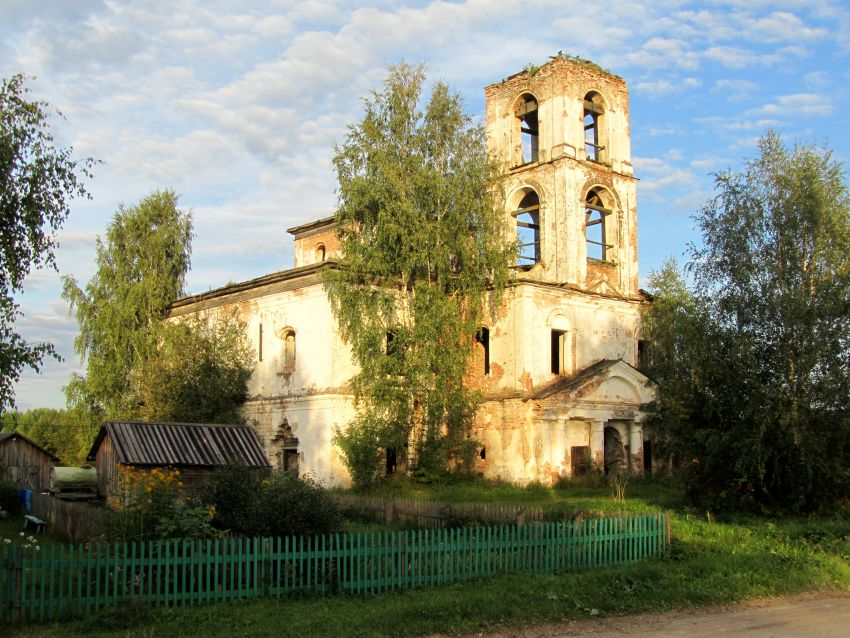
[86,421,271,467]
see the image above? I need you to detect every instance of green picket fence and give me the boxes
[1,513,669,622]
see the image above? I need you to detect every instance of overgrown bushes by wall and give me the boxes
[201,464,343,537]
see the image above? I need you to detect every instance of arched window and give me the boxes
[282,329,296,372]
[315,244,326,262]
[585,188,613,261]
[513,190,541,266]
[515,94,539,164]
[583,92,605,162]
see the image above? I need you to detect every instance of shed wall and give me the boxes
[0,438,54,491]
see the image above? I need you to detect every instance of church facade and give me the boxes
[168,55,656,487]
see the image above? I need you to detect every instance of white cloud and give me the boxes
[635,76,701,97]
[749,93,834,117]
[626,38,700,70]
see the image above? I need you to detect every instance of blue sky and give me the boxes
[3,0,850,410]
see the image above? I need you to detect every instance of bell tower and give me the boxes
[485,55,640,299]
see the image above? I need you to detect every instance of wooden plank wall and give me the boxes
[94,435,117,500]
[29,491,101,544]
[334,493,546,527]
[0,438,54,491]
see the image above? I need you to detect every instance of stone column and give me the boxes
[553,420,566,478]
[590,420,605,472]
[629,421,644,475]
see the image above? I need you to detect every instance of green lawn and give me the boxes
[0,515,66,549]
[3,480,849,637]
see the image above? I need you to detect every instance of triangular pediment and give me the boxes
[523,359,655,406]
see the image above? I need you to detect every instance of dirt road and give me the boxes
[448,591,850,637]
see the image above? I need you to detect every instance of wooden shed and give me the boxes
[0,432,60,491]
[86,421,271,499]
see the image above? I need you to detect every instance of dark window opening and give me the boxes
[583,93,604,162]
[637,339,646,369]
[479,446,486,460]
[516,94,539,164]
[585,189,613,261]
[275,419,300,475]
[258,323,263,362]
[386,330,398,356]
[514,190,540,266]
[316,244,326,262]
[476,327,490,375]
[643,440,653,475]
[386,447,397,475]
[282,449,299,474]
[551,329,566,375]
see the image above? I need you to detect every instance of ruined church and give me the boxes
[168,56,656,486]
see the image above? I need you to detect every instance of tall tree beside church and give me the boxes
[324,63,514,486]
[642,132,850,512]
[0,74,95,413]
[62,190,193,431]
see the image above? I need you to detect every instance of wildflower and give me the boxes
[18,532,24,537]
[3,539,11,544]
[34,546,40,551]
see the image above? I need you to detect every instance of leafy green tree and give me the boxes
[140,308,255,424]
[63,190,255,436]
[324,63,514,485]
[0,73,95,413]
[0,407,88,463]
[62,189,193,431]
[642,132,850,512]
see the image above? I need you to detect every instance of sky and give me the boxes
[3,0,850,410]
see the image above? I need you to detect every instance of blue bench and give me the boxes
[23,514,47,533]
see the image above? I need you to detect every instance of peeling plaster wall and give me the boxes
[478,283,644,398]
[169,278,357,486]
[292,226,342,267]
[244,394,355,487]
[486,57,640,297]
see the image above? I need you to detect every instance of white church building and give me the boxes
[168,55,656,487]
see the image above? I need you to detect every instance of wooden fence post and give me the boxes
[665,511,671,550]
[516,507,527,527]
[12,547,21,622]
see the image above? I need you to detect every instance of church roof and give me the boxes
[523,359,653,402]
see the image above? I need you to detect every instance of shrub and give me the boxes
[198,462,268,534]
[204,463,343,537]
[254,472,343,537]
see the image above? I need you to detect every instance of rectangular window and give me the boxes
[551,329,566,375]
[258,323,263,362]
